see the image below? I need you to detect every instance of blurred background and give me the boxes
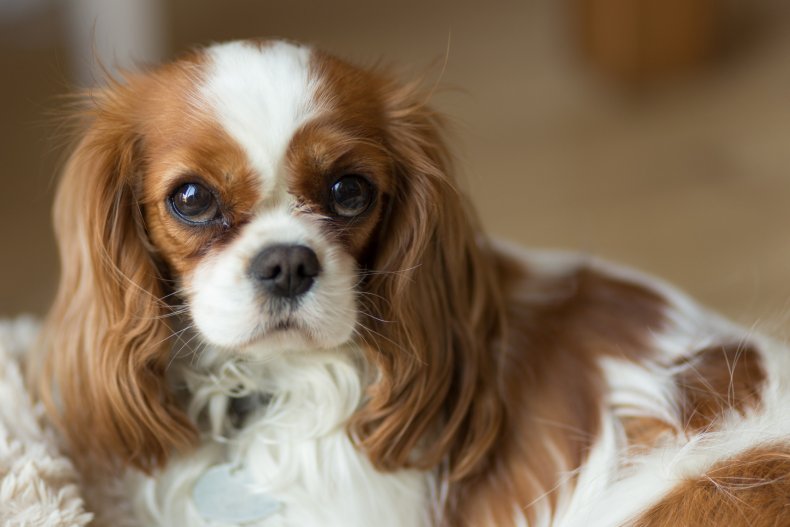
[2,0,790,330]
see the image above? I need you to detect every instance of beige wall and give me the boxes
[3,0,790,331]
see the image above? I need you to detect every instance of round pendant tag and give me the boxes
[192,463,282,524]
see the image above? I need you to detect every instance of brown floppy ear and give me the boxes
[351,82,506,480]
[36,84,196,471]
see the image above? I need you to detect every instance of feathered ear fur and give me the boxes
[36,82,196,471]
[351,82,507,480]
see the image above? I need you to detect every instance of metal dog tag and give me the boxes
[193,463,282,524]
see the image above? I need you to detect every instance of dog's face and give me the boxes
[43,40,502,477]
[136,42,394,354]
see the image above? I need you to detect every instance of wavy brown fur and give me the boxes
[36,77,197,472]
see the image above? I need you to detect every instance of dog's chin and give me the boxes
[199,317,356,360]
[241,325,319,356]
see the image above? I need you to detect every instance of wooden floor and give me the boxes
[3,0,790,333]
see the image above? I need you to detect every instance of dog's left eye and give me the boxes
[169,183,220,223]
[330,175,374,217]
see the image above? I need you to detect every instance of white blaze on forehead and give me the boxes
[200,40,320,201]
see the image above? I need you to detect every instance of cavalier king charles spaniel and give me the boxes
[35,40,790,527]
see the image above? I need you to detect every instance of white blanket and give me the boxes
[0,317,91,526]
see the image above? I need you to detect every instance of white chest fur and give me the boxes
[122,348,431,527]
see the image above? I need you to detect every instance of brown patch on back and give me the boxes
[675,343,766,432]
[633,445,790,527]
[614,342,767,456]
[442,250,668,526]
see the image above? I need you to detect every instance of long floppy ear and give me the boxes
[351,82,507,480]
[36,84,196,471]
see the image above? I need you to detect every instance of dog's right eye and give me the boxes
[169,183,220,224]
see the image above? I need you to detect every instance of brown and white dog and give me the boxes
[36,40,790,526]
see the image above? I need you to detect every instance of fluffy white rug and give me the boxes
[0,317,92,526]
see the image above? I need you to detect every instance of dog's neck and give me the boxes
[170,343,370,445]
[106,342,432,527]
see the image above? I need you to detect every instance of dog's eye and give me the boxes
[330,175,374,217]
[169,183,220,223]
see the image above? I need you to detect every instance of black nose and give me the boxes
[249,244,321,298]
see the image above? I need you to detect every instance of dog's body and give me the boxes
[38,40,790,526]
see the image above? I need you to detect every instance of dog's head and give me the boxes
[41,40,504,477]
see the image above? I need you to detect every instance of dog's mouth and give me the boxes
[233,316,311,351]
